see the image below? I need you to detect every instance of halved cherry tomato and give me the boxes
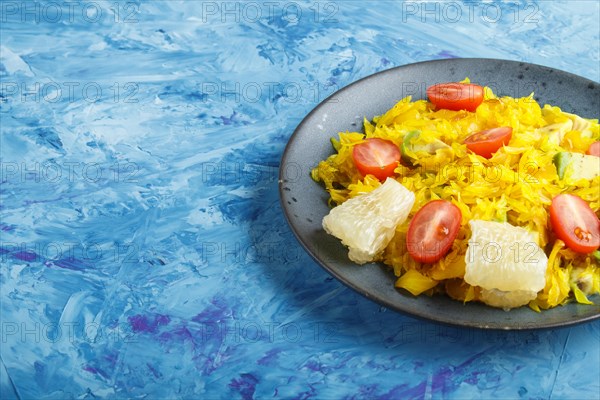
[352,138,401,181]
[426,83,484,112]
[407,200,462,264]
[464,127,513,159]
[550,194,600,253]
[587,141,600,157]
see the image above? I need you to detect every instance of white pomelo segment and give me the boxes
[465,220,548,293]
[322,178,415,264]
[480,288,538,310]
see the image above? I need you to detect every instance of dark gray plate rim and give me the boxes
[279,58,600,330]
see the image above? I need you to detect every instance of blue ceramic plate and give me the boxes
[279,58,600,330]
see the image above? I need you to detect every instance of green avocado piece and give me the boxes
[552,152,572,179]
[553,152,600,181]
[401,130,450,164]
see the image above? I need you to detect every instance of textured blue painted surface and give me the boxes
[1,1,599,399]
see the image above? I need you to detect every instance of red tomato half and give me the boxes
[550,194,600,253]
[587,141,600,157]
[426,83,484,112]
[407,200,462,264]
[464,127,513,159]
[352,138,401,181]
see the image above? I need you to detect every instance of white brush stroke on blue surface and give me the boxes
[1,1,599,399]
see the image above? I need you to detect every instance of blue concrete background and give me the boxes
[1,1,599,399]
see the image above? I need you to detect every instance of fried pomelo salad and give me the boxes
[311,80,600,311]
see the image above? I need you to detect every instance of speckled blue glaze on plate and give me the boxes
[1,1,599,399]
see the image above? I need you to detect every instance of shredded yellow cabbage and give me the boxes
[312,83,600,310]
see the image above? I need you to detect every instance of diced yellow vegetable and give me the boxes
[395,269,438,296]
